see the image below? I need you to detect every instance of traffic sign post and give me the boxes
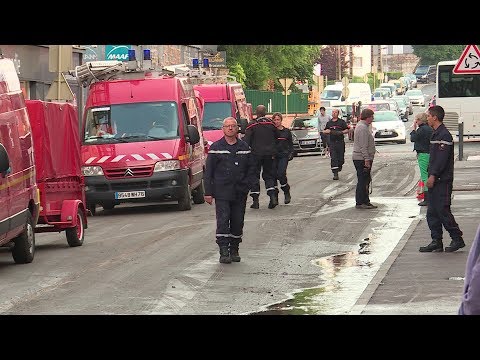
[279,78,294,117]
[453,45,480,74]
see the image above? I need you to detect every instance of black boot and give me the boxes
[268,192,278,209]
[419,239,444,252]
[418,191,428,206]
[445,238,466,252]
[284,188,291,204]
[230,243,241,262]
[250,194,259,209]
[333,171,339,180]
[219,245,231,264]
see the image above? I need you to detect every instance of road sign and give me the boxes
[342,76,349,88]
[453,45,480,74]
[314,64,322,77]
[342,87,349,98]
[279,78,293,90]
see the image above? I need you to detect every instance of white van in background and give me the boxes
[321,82,372,107]
[320,84,344,107]
[345,83,372,105]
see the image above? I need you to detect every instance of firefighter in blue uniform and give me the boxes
[322,108,349,180]
[272,112,294,204]
[243,104,280,209]
[419,105,465,253]
[204,117,256,264]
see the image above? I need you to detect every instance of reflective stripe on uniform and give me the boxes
[431,140,453,145]
[209,150,230,154]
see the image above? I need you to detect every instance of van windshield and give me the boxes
[321,90,342,100]
[83,102,179,144]
[202,102,232,130]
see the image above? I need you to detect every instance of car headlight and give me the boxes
[82,166,104,176]
[154,160,180,172]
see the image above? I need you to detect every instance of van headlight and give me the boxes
[82,166,104,176]
[154,160,180,172]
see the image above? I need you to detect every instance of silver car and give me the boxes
[290,116,323,156]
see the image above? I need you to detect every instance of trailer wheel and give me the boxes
[12,211,35,264]
[66,208,85,247]
[177,184,192,211]
[192,179,205,204]
[87,203,96,216]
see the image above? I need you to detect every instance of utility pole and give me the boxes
[337,45,341,80]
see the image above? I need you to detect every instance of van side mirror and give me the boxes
[0,143,11,176]
[341,96,345,101]
[237,118,248,134]
[186,124,200,145]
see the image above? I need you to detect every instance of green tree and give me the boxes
[218,45,322,90]
[412,45,467,65]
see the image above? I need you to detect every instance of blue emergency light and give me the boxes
[192,58,199,68]
[143,49,151,61]
[128,49,136,61]
[202,58,209,68]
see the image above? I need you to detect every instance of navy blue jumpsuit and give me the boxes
[427,123,463,242]
[204,137,256,247]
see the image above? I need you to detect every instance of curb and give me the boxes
[348,218,421,314]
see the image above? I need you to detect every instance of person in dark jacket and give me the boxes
[322,108,349,180]
[243,104,280,209]
[419,105,465,253]
[410,112,433,206]
[272,112,294,204]
[459,224,480,315]
[204,117,256,264]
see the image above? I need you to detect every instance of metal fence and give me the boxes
[245,89,308,115]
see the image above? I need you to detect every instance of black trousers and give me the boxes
[330,140,345,173]
[427,181,463,241]
[274,155,290,192]
[353,159,372,205]
[215,195,248,247]
[250,154,276,197]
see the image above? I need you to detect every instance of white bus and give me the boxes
[436,60,480,137]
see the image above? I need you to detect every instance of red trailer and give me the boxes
[26,100,87,247]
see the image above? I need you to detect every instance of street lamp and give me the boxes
[381,46,388,72]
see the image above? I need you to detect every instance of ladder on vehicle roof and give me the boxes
[72,61,238,88]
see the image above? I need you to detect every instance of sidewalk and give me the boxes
[353,144,480,315]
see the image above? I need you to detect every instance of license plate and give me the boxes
[115,191,146,199]
[301,140,316,145]
[380,131,392,135]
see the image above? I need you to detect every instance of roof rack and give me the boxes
[72,60,237,88]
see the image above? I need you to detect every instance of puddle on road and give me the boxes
[250,197,419,315]
[251,252,373,315]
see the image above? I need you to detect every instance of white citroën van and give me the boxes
[321,82,372,107]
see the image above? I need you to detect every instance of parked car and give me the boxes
[393,95,413,115]
[373,88,391,101]
[360,100,392,112]
[391,97,409,121]
[290,116,323,156]
[379,83,398,98]
[405,89,425,106]
[404,73,418,88]
[371,110,407,144]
